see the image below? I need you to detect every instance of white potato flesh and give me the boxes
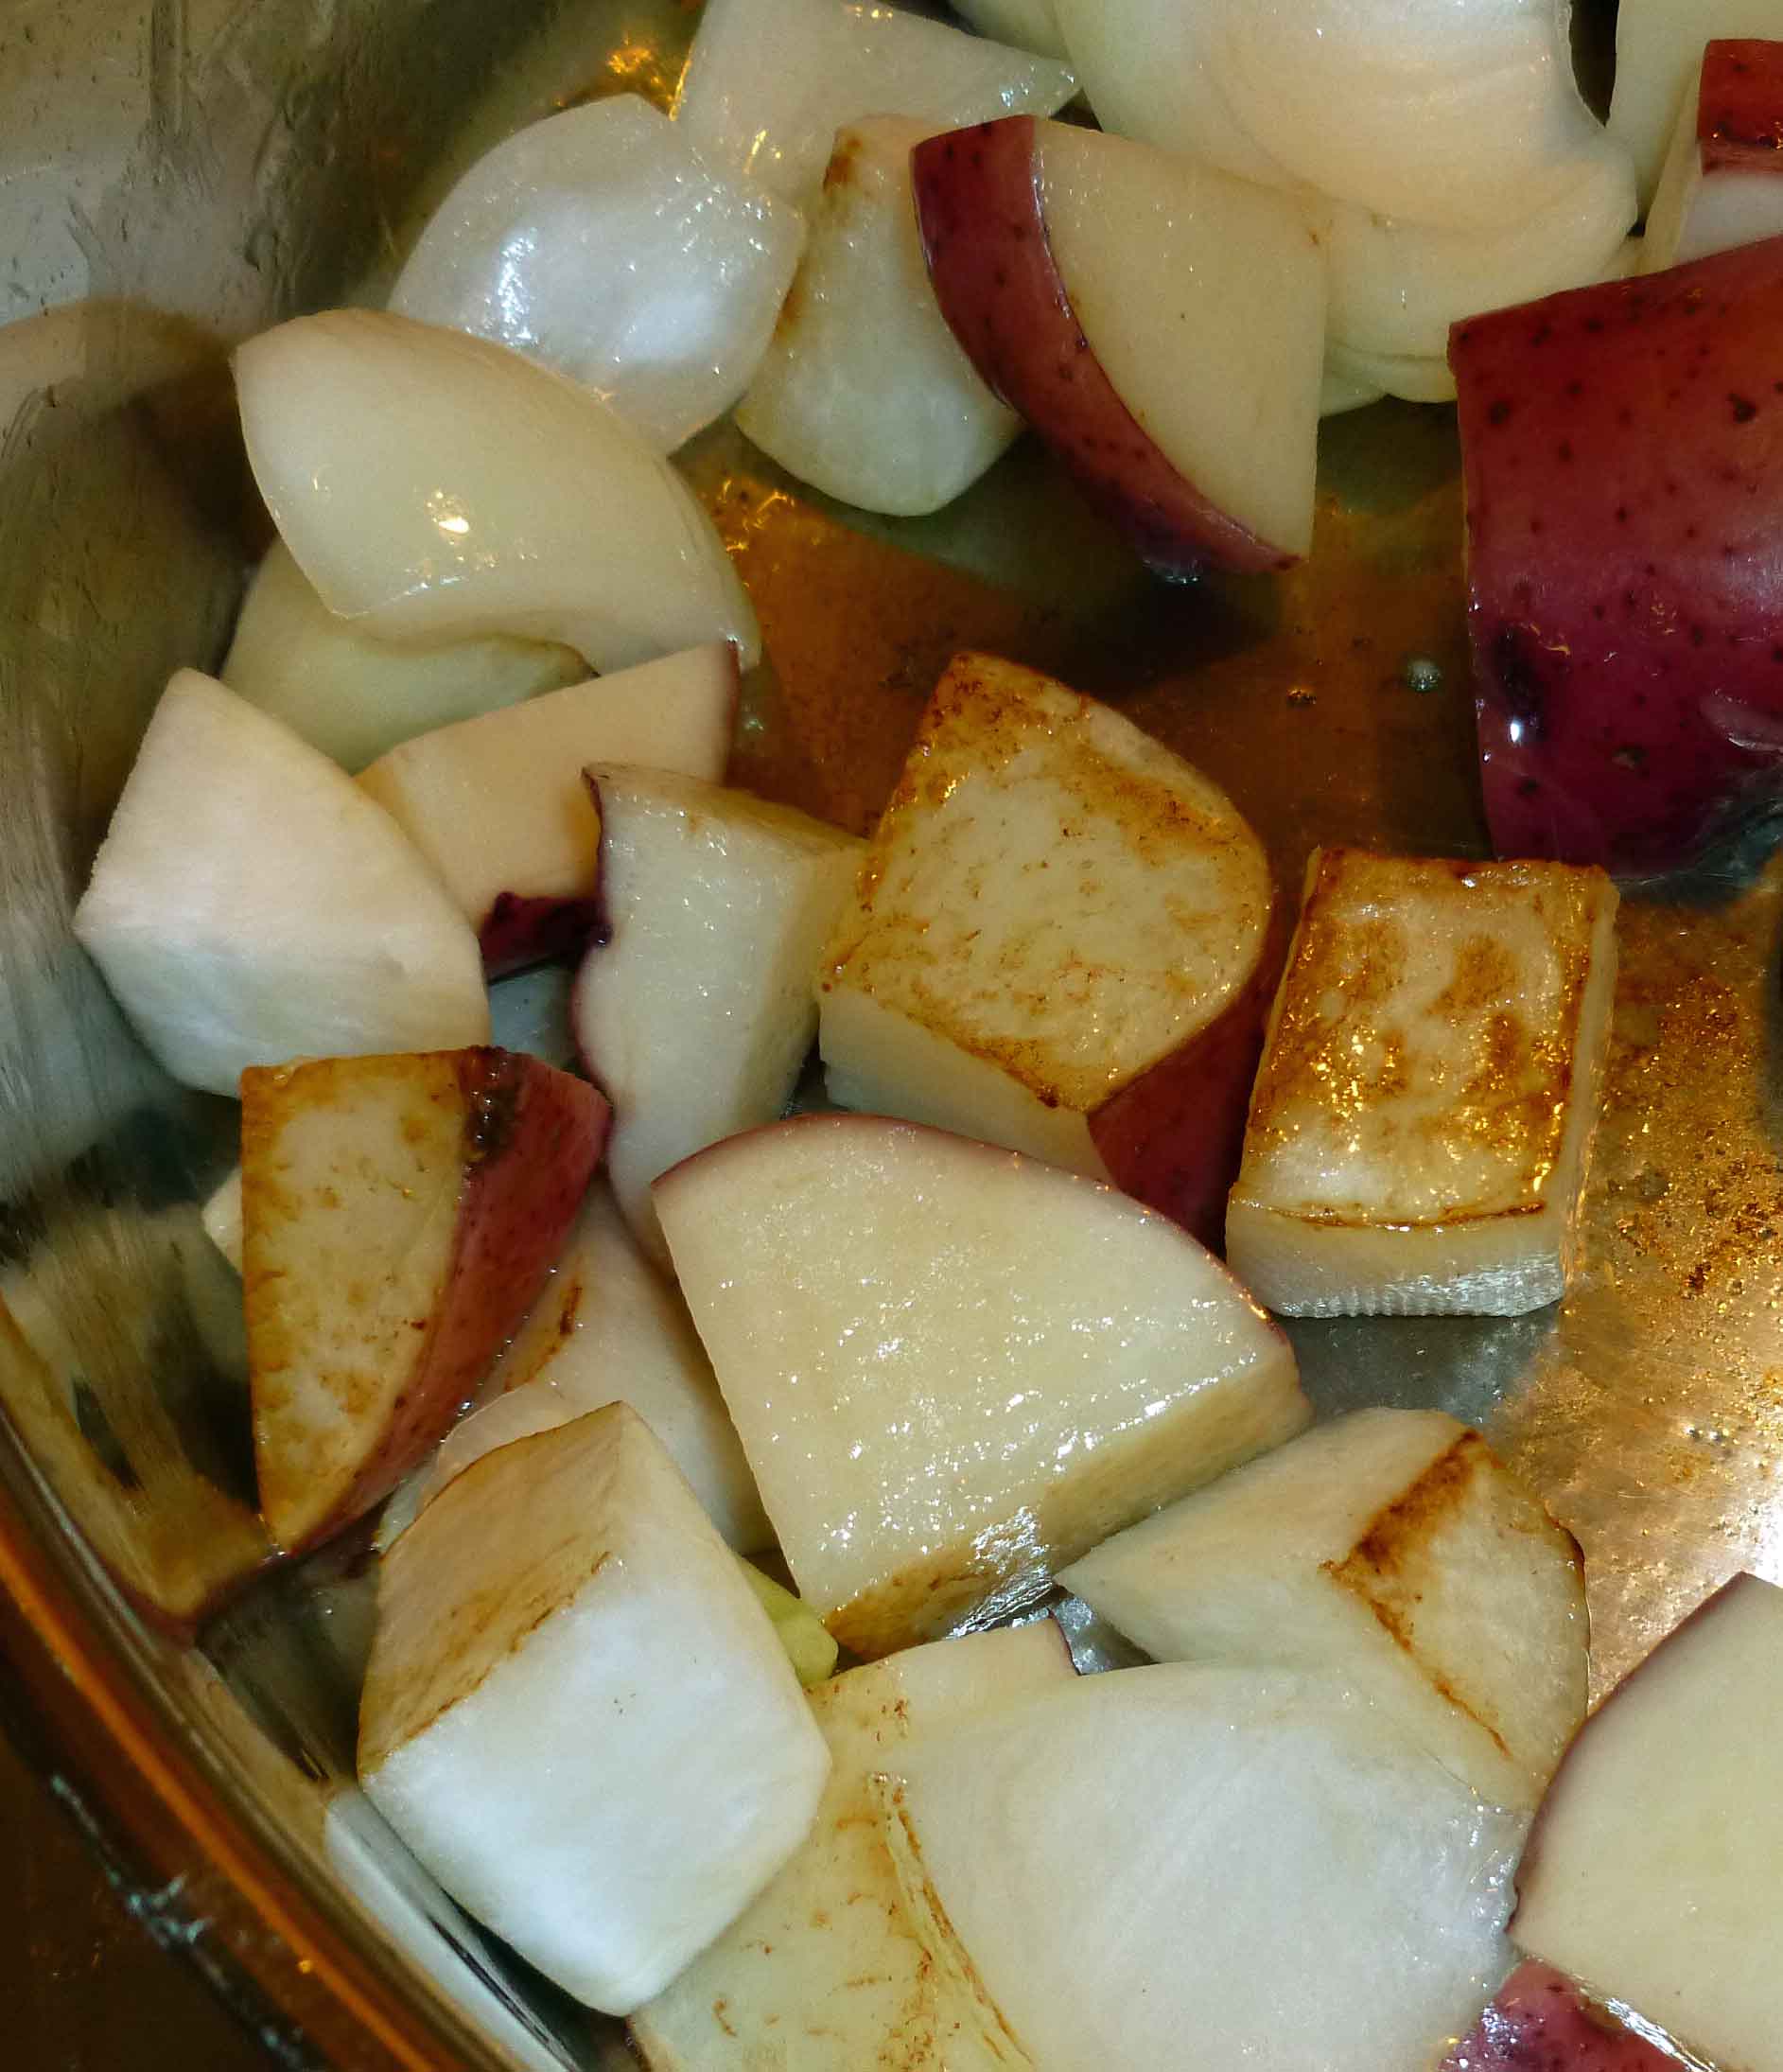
[391,96,805,455]
[1227,849,1619,1317]
[1051,0,1294,189]
[221,543,582,772]
[819,652,1271,1194]
[1513,1572,1783,2071]
[1323,153,1637,361]
[407,1183,769,1554]
[656,1115,1308,1658]
[236,309,759,674]
[72,670,487,1097]
[358,1404,830,2016]
[736,117,1020,518]
[1641,55,1783,273]
[1608,0,1783,205]
[952,0,1068,61]
[356,643,737,934]
[632,1622,1075,2070]
[877,1664,1520,2072]
[1037,122,1325,560]
[674,0,1076,204]
[1060,1408,1588,1809]
[572,768,863,1265]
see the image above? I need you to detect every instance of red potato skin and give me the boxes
[1089,923,1282,1255]
[1699,41,1783,172]
[1450,237,1783,872]
[478,892,608,978]
[911,117,1292,580]
[1439,1964,1680,2071]
[253,1050,608,1555]
[330,1050,609,1532]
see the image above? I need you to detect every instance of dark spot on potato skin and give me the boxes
[1491,623,1558,732]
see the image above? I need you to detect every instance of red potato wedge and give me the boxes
[655,1114,1308,1658]
[357,642,738,977]
[1608,0,1783,205]
[913,115,1323,577]
[1700,38,1783,169]
[1451,237,1783,872]
[1512,1572,1783,2072]
[819,652,1277,1251]
[1644,42,1783,273]
[243,1048,608,1554]
[1439,1963,1683,2071]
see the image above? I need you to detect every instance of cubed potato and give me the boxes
[820,652,1275,1247]
[1226,849,1617,1316]
[632,1621,1075,2070]
[358,1404,830,2016]
[1061,1408,1587,1810]
[572,767,864,1266]
[242,1048,606,1551]
[656,1114,1308,1657]
[1513,1572,1783,2072]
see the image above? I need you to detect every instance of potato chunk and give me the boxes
[1226,848,1617,1315]
[1062,1408,1587,1809]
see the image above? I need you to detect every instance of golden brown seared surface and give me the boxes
[1238,848,1616,1225]
[358,1408,624,1775]
[824,652,1271,1113]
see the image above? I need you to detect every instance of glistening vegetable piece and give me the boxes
[220,542,581,772]
[876,1665,1521,2072]
[242,1048,606,1553]
[819,651,1276,1250]
[236,309,760,674]
[1226,850,1617,1316]
[1607,0,1783,205]
[914,115,1325,575]
[1438,1962,1683,2071]
[358,1405,831,2016]
[1061,1408,1588,1810]
[1054,0,1626,236]
[734,115,1021,518]
[656,1114,1309,1658]
[391,95,805,454]
[673,0,1076,205]
[1642,40,1783,273]
[571,767,864,1266]
[1450,237,1783,872]
[73,670,489,1097]
[1512,1572,1783,2072]
[1323,163,1634,365]
[356,642,738,975]
[632,1622,1075,2071]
